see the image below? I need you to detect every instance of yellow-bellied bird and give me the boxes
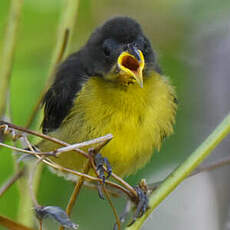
[39,17,177,179]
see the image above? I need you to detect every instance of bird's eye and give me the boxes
[102,39,117,57]
[103,46,111,57]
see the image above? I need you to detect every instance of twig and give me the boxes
[0,122,88,158]
[0,168,24,197]
[103,186,121,230]
[0,142,56,156]
[1,123,132,198]
[0,215,35,230]
[59,137,119,230]
[66,153,230,199]
[148,154,230,193]
[110,172,137,201]
[10,119,230,202]
[25,0,80,128]
[0,121,135,196]
[126,113,230,230]
[29,158,44,207]
[59,135,114,230]
[21,134,35,151]
[0,0,24,118]
[59,161,91,230]
[1,121,137,200]
[66,162,91,216]
[41,157,131,198]
[82,182,122,198]
[89,149,121,230]
[47,134,113,156]
[1,121,133,198]
[39,220,43,230]
[190,155,230,176]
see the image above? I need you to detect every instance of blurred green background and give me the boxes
[1,0,230,229]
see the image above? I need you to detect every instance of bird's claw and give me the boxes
[92,153,112,199]
[114,180,149,228]
[94,153,112,183]
[128,179,149,226]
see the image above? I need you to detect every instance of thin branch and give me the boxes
[110,172,137,201]
[1,122,133,198]
[0,215,35,230]
[41,157,131,198]
[88,150,121,230]
[39,220,43,230]
[126,113,230,230]
[59,134,114,230]
[0,141,56,156]
[56,29,70,64]
[103,186,121,230]
[47,134,113,156]
[0,122,88,158]
[0,0,24,118]
[59,161,91,230]
[29,158,44,207]
[148,154,230,193]
[82,182,122,198]
[0,168,24,197]
[2,118,230,230]
[67,162,91,216]
[21,134,35,151]
[1,123,132,199]
[59,134,118,230]
[190,155,230,176]
[81,153,230,198]
[0,121,137,200]
[8,119,230,202]
[4,119,229,229]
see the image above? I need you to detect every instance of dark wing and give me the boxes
[41,51,89,134]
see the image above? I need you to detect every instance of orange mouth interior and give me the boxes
[121,55,139,73]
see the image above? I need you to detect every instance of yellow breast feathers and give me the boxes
[39,71,177,177]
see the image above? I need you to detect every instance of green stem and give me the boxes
[126,113,230,230]
[0,0,24,118]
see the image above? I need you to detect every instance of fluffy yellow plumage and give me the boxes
[39,71,176,177]
[38,17,177,183]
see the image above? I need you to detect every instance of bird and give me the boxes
[38,16,177,180]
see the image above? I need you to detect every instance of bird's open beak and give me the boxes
[117,47,145,88]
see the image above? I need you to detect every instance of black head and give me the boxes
[41,17,161,133]
[84,17,161,83]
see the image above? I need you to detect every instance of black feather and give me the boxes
[41,51,88,133]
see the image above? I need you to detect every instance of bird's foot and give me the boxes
[89,150,112,199]
[128,179,149,226]
[114,179,149,229]
[94,153,112,183]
